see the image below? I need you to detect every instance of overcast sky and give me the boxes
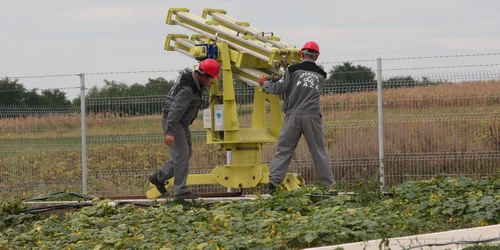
[1,0,499,100]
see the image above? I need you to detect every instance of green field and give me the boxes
[1,81,500,199]
[1,176,499,249]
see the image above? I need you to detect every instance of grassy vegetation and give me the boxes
[1,81,500,199]
[0,176,498,249]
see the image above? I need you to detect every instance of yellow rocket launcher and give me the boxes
[147,8,305,199]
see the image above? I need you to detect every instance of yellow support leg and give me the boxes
[282,173,306,191]
[146,170,305,199]
[211,164,269,188]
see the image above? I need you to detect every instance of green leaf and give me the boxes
[304,231,317,243]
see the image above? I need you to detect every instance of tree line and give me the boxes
[1,63,447,116]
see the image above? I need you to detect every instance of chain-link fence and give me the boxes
[1,53,500,200]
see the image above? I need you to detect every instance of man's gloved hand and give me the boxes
[258,75,269,86]
[164,135,175,146]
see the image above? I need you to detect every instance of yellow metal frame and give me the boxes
[147,8,305,199]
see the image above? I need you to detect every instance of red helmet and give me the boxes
[199,59,220,79]
[301,41,320,55]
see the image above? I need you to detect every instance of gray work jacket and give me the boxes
[263,59,327,115]
[162,72,203,136]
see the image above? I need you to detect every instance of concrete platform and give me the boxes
[303,224,500,250]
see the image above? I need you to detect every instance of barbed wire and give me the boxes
[318,52,500,65]
[383,70,500,81]
[327,64,500,74]
[2,69,181,79]
[384,63,500,71]
[3,73,81,79]
[0,86,80,93]
[318,59,377,65]
[384,52,500,61]
[2,53,499,79]
[84,69,180,76]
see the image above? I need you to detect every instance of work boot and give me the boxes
[264,182,279,195]
[148,174,168,197]
[174,191,199,201]
[323,189,339,197]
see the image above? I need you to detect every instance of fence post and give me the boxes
[79,73,88,194]
[376,58,385,188]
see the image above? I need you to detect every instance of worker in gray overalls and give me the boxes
[148,59,220,200]
[258,41,336,193]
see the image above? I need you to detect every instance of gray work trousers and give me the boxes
[269,113,335,188]
[153,115,192,195]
